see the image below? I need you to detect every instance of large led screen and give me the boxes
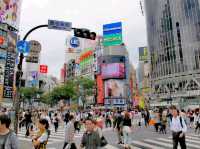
[101,63,125,79]
[104,79,125,98]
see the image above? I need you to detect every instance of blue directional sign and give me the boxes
[17,40,30,54]
[48,20,72,31]
[103,22,123,46]
[70,37,80,48]
[103,22,122,33]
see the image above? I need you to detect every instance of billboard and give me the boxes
[0,0,22,29]
[0,64,5,84]
[101,63,125,79]
[7,31,17,52]
[104,79,125,98]
[96,75,104,104]
[139,47,148,61]
[3,52,16,98]
[0,29,7,49]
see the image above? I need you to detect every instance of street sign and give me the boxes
[40,65,48,73]
[103,22,123,47]
[70,37,80,48]
[48,20,72,31]
[17,40,30,54]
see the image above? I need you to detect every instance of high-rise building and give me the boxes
[145,0,200,107]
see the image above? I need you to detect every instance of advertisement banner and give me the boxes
[101,63,125,79]
[7,31,17,52]
[97,75,104,104]
[0,0,22,29]
[0,85,3,101]
[3,52,16,98]
[104,79,125,98]
[0,29,7,49]
[139,47,148,61]
[0,64,5,85]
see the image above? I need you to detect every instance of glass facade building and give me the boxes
[145,0,200,105]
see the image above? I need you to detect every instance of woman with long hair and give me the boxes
[122,112,132,149]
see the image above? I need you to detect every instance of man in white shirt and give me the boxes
[170,106,187,149]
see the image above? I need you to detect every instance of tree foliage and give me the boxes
[19,87,40,103]
[40,77,95,106]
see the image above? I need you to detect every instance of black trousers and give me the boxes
[172,132,186,149]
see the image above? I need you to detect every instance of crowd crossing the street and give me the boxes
[0,106,200,149]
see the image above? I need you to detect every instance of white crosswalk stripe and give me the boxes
[17,127,85,145]
[18,126,117,147]
[130,133,200,149]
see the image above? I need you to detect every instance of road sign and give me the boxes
[70,37,80,48]
[48,20,72,31]
[103,34,122,47]
[17,40,30,54]
[40,65,48,73]
[103,22,123,47]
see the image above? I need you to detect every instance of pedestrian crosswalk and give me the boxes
[17,126,85,145]
[17,126,114,146]
[130,133,200,149]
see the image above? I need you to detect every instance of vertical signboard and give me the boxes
[139,47,148,61]
[3,52,16,98]
[0,0,22,29]
[97,75,104,104]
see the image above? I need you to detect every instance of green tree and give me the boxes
[19,87,39,104]
[75,77,95,108]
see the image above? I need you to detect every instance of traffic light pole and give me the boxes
[14,25,49,134]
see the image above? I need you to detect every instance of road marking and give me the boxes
[132,140,164,149]
[144,139,173,148]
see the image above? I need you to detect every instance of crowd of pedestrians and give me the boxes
[0,105,200,149]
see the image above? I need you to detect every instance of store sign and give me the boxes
[40,65,48,73]
[3,52,16,98]
[139,47,148,61]
[70,37,80,48]
[97,75,104,104]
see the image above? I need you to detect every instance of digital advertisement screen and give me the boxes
[0,0,22,29]
[104,79,125,98]
[101,63,125,79]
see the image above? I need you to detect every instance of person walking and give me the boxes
[63,115,76,149]
[0,114,19,149]
[80,119,101,149]
[115,111,123,144]
[170,106,187,149]
[53,113,59,133]
[122,112,132,149]
[32,119,49,149]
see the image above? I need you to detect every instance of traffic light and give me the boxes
[74,28,96,40]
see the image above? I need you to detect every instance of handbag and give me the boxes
[100,136,108,147]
